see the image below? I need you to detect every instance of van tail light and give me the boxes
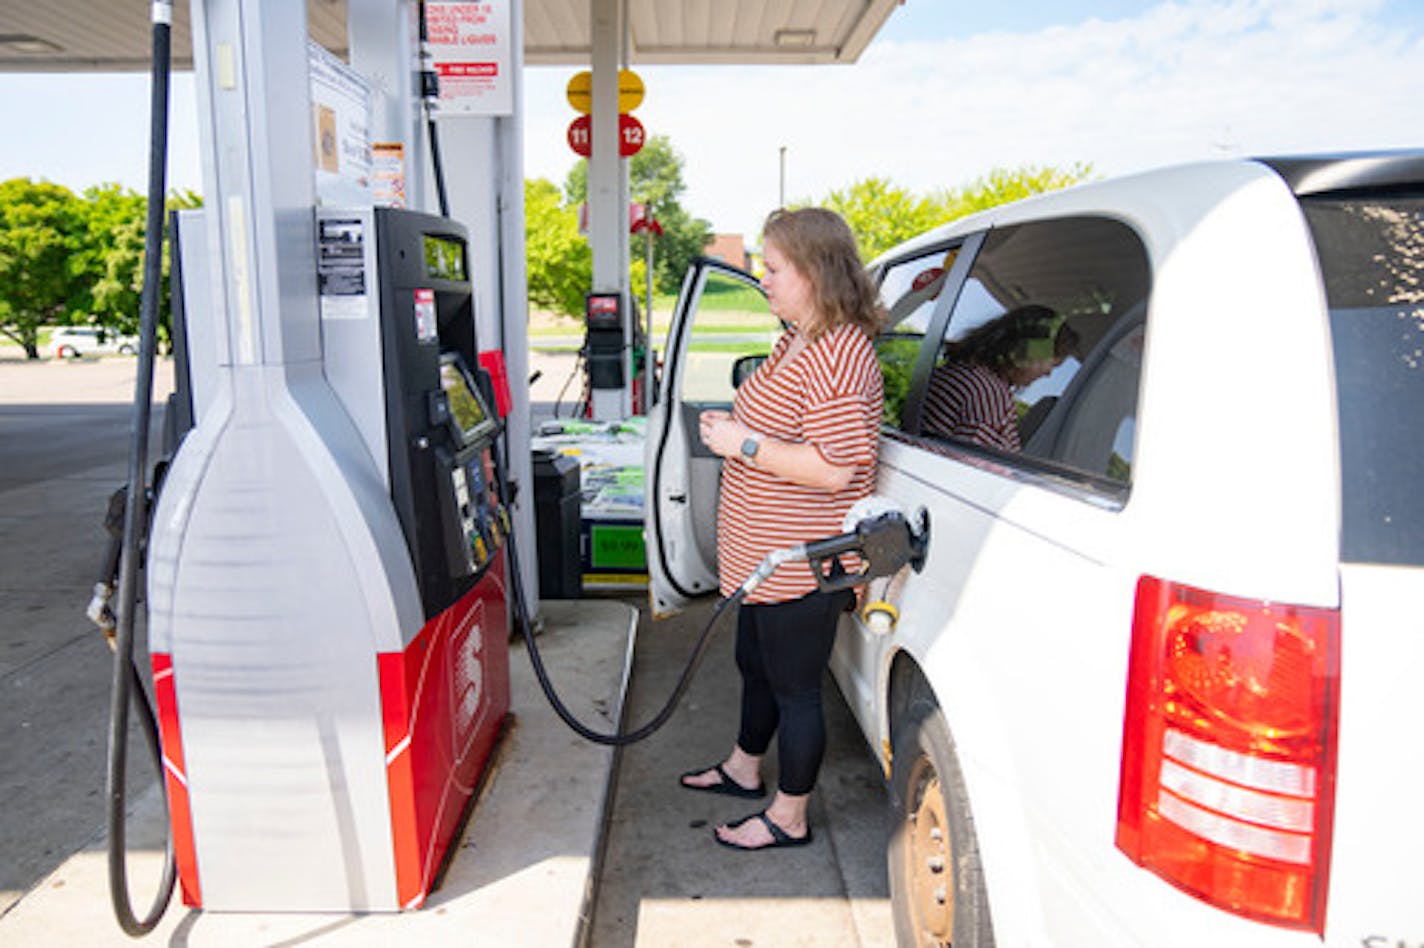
[1116,575,1340,933]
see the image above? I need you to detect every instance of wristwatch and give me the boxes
[739,435,761,465]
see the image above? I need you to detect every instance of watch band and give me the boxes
[740,435,760,463]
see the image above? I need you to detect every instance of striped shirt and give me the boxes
[921,361,1020,452]
[718,323,883,603]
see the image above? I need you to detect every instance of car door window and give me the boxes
[676,268,778,405]
[647,261,772,613]
[876,245,963,429]
[913,216,1150,488]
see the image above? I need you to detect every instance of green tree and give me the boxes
[937,163,1094,220]
[823,177,945,262]
[76,184,146,334]
[525,177,592,319]
[0,178,86,358]
[563,135,712,294]
[821,164,1096,264]
[73,186,202,351]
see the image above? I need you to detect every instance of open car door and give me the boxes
[644,257,778,617]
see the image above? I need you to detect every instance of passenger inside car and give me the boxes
[921,305,1078,450]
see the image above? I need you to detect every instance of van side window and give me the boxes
[875,245,962,428]
[916,217,1150,487]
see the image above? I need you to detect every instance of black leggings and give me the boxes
[734,587,854,796]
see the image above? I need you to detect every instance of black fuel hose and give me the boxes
[105,0,178,936]
[417,0,451,218]
[488,437,743,747]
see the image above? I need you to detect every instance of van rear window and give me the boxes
[1302,192,1424,566]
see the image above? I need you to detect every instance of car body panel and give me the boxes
[841,162,1345,944]
[1324,563,1424,944]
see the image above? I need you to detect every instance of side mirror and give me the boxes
[731,354,766,389]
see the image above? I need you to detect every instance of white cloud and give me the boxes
[522,0,1422,239]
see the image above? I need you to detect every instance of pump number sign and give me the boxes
[566,114,645,158]
[619,115,645,157]
[565,68,647,158]
[567,115,592,157]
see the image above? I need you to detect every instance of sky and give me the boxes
[2,0,1422,241]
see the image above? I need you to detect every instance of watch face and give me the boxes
[741,436,759,458]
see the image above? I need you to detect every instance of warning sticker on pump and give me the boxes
[414,289,438,342]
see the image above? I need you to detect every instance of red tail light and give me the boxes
[1116,575,1340,933]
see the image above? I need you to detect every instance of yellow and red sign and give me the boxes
[565,68,646,158]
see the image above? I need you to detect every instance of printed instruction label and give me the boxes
[317,218,369,321]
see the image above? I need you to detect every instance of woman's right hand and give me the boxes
[698,410,735,456]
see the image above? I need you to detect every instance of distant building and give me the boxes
[703,233,750,271]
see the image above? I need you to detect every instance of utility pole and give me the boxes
[779,145,787,208]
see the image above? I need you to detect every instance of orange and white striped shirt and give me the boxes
[718,323,883,603]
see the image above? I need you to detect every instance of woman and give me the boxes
[920,304,1067,451]
[682,207,885,851]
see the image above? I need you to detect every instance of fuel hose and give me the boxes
[105,0,178,935]
[488,419,929,747]
[488,437,745,747]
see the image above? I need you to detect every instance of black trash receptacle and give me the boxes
[532,448,583,600]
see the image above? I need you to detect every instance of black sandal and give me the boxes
[714,810,812,851]
[678,763,766,799]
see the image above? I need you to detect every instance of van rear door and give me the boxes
[1298,188,1424,944]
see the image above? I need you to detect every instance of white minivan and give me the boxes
[645,153,1423,946]
[48,325,138,358]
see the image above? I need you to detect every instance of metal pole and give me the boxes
[589,0,629,420]
[644,218,654,411]
[779,145,787,208]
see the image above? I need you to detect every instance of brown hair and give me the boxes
[762,207,886,341]
[944,305,1063,374]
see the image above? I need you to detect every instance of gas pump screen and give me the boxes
[424,233,467,282]
[439,353,496,446]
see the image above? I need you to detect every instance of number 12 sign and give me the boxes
[567,114,646,158]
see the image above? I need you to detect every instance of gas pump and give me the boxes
[314,206,512,621]
[147,205,511,914]
[584,291,625,420]
[582,291,651,418]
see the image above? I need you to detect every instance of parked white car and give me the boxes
[48,325,138,358]
[646,152,1423,946]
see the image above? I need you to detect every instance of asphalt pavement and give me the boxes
[0,354,893,946]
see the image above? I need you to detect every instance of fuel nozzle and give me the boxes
[735,500,930,599]
[803,507,930,594]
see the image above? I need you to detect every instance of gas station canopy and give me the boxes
[0,0,900,71]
